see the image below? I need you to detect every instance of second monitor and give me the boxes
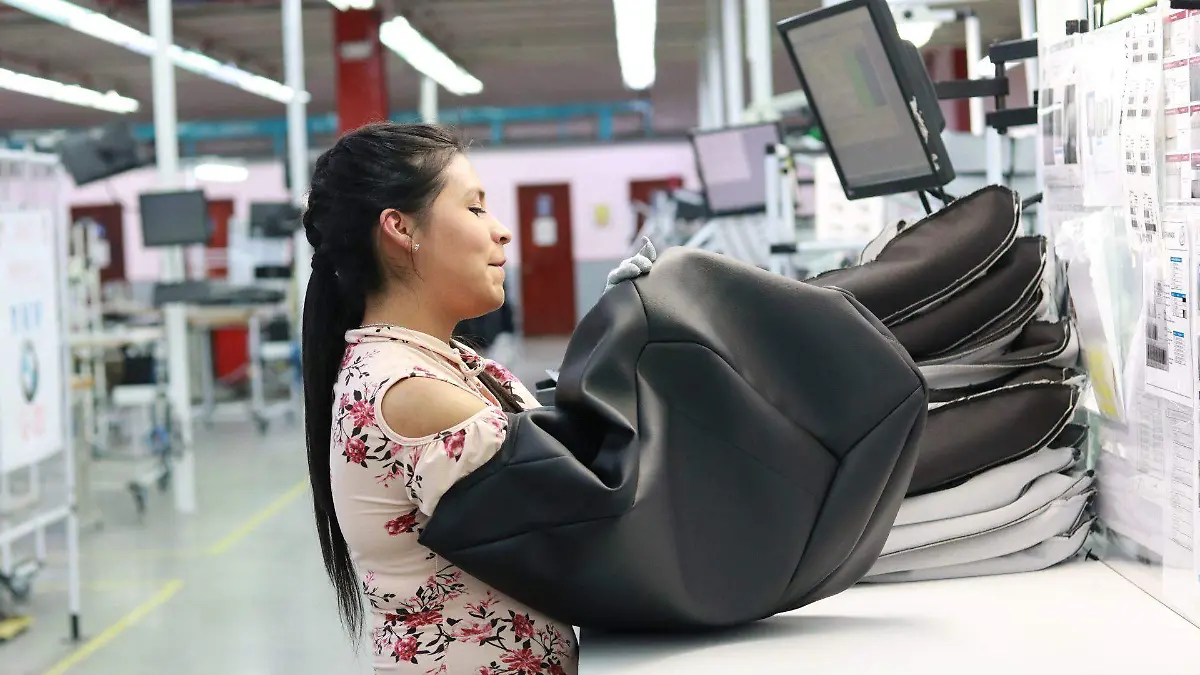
[140,189,211,248]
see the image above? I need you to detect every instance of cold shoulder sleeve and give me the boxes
[373,368,512,517]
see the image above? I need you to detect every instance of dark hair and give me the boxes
[302,123,523,639]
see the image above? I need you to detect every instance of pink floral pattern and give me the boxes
[364,564,575,674]
[440,429,468,459]
[333,327,577,674]
[385,508,420,536]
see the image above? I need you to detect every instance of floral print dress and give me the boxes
[330,325,578,675]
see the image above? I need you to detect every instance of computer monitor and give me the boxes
[249,201,302,238]
[778,0,955,200]
[57,122,148,186]
[689,121,783,217]
[139,190,211,248]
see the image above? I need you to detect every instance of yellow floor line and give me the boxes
[206,479,308,556]
[41,579,183,675]
[46,548,199,564]
[38,579,178,593]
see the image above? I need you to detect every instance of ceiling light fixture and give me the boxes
[0,66,139,113]
[0,0,309,104]
[379,16,482,96]
[327,0,375,9]
[613,0,657,90]
[896,20,940,48]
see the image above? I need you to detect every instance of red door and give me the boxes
[204,200,248,381]
[518,184,576,336]
[629,177,682,242]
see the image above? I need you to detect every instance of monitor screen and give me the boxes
[57,123,146,186]
[690,122,782,217]
[139,190,210,248]
[779,1,951,198]
[249,201,301,238]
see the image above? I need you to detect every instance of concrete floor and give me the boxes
[1,337,568,675]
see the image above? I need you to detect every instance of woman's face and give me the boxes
[412,153,512,320]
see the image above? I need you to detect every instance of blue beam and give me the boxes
[68,101,650,143]
[4,100,655,152]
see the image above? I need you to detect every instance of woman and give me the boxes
[303,123,651,675]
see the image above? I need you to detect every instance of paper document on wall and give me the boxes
[1160,8,1200,203]
[1082,24,1129,206]
[1122,12,1165,239]
[1040,36,1084,190]
[0,210,65,472]
[1144,211,1194,403]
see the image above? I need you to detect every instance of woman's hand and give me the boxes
[604,237,657,293]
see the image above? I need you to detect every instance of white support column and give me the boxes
[1019,0,1037,101]
[721,0,744,125]
[283,0,311,309]
[706,0,726,128]
[697,44,712,129]
[745,0,773,111]
[420,76,439,124]
[964,12,985,136]
[150,0,196,515]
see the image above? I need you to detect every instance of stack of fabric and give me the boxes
[808,185,1093,582]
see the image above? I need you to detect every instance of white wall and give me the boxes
[69,161,290,281]
[67,141,699,281]
[467,140,700,265]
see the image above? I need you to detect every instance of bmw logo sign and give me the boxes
[19,341,38,403]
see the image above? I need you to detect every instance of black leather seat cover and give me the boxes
[420,248,928,631]
[909,381,1080,496]
[808,185,1020,324]
[887,237,1046,359]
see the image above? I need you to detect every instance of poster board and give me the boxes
[0,209,65,472]
[1046,2,1200,629]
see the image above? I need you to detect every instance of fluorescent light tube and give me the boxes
[896,20,940,48]
[328,0,375,9]
[0,0,309,104]
[613,0,657,90]
[0,66,139,113]
[379,16,482,96]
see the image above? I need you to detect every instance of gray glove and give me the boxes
[604,237,657,293]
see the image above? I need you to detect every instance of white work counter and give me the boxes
[580,561,1200,673]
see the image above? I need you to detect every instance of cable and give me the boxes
[918,190,933,215]
[928,187,956,205]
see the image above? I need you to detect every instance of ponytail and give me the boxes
[302,216,365,639]
[478,370,526,414]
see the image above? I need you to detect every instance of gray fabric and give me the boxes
[866,489,1094,576]
[882,471,1093,555]
[863,517,1093,583]
[604,237,656,293]
[919,319,1079,388]
[894,446,1079,526]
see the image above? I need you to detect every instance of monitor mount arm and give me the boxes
[933,34,1040,135]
